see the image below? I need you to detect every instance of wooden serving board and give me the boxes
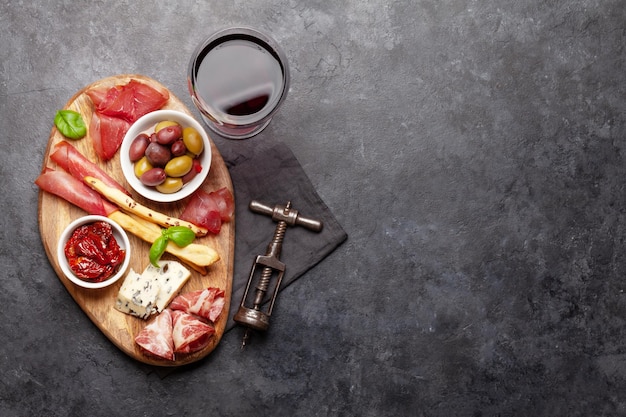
[37,74,234,366]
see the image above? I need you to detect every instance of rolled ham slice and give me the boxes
[171,310,215,354]
[169,287,225,323]
[50,141,129,195]
[135,309,174,361]
[35,168,118,217]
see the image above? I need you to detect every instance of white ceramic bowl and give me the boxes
[120,109,212,203]
[57,215,131,289]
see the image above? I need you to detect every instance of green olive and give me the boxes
[154,120,179,133]
[182,127,204,156]
[156,177,183,194]
[134,156,153,178]
[164,155,193,178]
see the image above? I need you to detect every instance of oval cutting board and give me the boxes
[37,74,234,366]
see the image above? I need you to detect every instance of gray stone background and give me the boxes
[1,1,625,416]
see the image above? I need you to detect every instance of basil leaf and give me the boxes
[149,235,169,267]
[164,226,195,247]
[54,110,87,139]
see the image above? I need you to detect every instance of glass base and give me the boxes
[200,114,272,140]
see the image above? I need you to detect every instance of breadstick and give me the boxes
[85,176,208,237]
[108,211,218,274]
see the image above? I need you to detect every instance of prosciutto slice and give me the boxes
[35,168,117,216]
[87,79,169,123]
[85,85,108,109]
[89,112,131,161]
[179,189,222,234]
[50,141,129,195]
[169,287,225,323]
[171,310,215,354]
[135,309,174,361]
[211,187,235,221]
[86,79,169,161]
[179,187,234,235]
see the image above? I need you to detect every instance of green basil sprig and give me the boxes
[149,226,196,267]
[54,110,87,140]
[149,236,169,267]
[166,226,196,247]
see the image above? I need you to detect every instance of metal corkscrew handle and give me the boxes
[248,200,323,232]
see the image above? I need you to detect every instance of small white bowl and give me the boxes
[120,109,212,203]
[57,215,131,289]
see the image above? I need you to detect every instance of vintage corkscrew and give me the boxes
[234,200,323,349]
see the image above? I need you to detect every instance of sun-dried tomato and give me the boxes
[64,221,125,282]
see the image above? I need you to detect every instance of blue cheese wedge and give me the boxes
[115,268,159,319]
[114,261,191,319]
[147,260,191,313]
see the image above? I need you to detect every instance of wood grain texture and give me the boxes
[37,74,234,367]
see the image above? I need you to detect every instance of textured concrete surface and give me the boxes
[2,1,626,416]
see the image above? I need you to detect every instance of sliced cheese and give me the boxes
[115,269,159,319]
[114,261,191,319]
[149,260,191,313]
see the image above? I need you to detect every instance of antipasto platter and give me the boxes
[37,74,234,366]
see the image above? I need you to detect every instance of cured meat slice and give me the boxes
[135,309,174,361]
[87,79,169,123]
[179,189,222,234]
[126,80,169,121]
[35,168,118,216]
[210,187,235,221]
[86,79,169,160]
[169,287,225,323]
[85,86,108,109]
[170,310,215,354]
[89,112,131,161]
[50,141,129,195]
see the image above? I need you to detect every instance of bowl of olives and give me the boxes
[120,110,212,203]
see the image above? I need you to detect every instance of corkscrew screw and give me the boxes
[234,200,323,349]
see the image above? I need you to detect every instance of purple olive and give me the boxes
[170,139,187,156]
[129,133,150,162]
[140,168,167,186]
[144,142,171,167]
[156,125,183,145]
